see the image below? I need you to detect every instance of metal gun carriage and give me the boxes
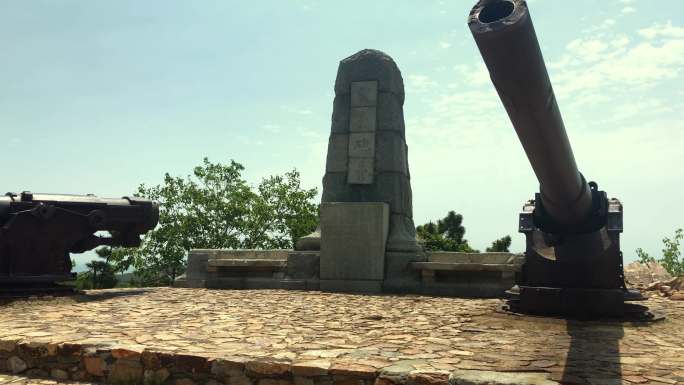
[468,0,645,317]
[0,191,159,296]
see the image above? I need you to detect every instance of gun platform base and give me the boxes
[0,273,78,298]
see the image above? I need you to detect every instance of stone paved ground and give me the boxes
[1,288,683,385]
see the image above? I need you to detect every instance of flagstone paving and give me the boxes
[0,288,683,385]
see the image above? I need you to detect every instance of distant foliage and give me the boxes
[486,235,512,252]
[109,158,318,286]
[79,247,118,290]
[416,211,479,252]
[637,228,684,277]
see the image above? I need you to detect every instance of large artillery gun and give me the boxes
[0,191,158,297]
[468,0,646,317]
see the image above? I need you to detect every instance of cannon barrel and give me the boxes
[0,191,159,295]
[468,0,593,228]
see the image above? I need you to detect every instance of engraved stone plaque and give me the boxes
[350,81,378,107]
[350,107,377,133]
[348,133,375,158]
[347,158,374,184]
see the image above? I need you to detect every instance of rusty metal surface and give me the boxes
[0,191,158,296]
[468,0,635,317]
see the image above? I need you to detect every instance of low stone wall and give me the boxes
[176,249,524,298]
[0,340,452,385]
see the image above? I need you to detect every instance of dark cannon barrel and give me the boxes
[1,191,159,295]
[468,0,593,228]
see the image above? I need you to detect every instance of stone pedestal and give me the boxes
[319,202,389,293]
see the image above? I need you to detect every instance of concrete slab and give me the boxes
[320,202,389,281]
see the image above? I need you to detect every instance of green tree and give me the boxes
[416,211,478,252]
[637,228,684,277]
[111,158,318,286]
[84,247,118,289]
[486,235,512,252]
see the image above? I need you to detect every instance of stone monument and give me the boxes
[297,49,421,254]
[177,48,524,298]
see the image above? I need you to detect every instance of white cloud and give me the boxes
[297,109,313,115]
[549,21,684,104]
[638,21,684,39]
[621,6,636,14]
[439,41,451,49]
[453,64,490,86]
[407,74,438,91]
[566,38,610,62]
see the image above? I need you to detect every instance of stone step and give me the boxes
[411,262,521,273]
[193,249,289,260]
[427,252,524,265]
[206,259,286,269]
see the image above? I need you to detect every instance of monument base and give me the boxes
[174,248,523,299]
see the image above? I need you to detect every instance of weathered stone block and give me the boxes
[83,355,106,376]
[383,251,426,294]
[349,107,376,133]
[245,360,290,377]
[335,50,404,103]
[144,368,170,385]
[291,359,331,376]
[326,134,348,173]
[331,94,351,134]
[375,131,407,174]
[109,359,143,384]
[376,93,405,135]
[7,356,27,374]
[51,368,70,380]
[449,369,557,385]
[320,202,389,281]
[347,158,374,185]
[387,214,420,252]
[371,174,413,216]
[185,251,210,281]
[348,133,375,158]
[350,81,378,107]
[322,172,351,203]
[287,252,320,279]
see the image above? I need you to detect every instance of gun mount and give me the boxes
[468,0,646,317]
[0,191,159,297]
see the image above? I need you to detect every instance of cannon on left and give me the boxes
[0,191,159,297]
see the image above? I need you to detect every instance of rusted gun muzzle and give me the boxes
[468,0,597,231]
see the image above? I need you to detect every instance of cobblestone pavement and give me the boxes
[1,288,683,385]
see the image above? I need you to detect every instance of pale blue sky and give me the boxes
[2,0,682,271]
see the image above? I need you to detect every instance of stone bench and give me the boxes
[206,258,287,272]
[411,252,524,297]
